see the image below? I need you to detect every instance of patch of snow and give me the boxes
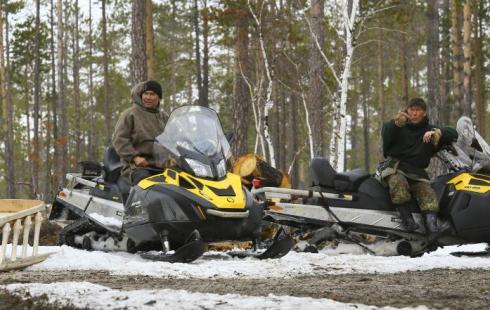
[23,243,490,279]
[88,212,122,229]
[3,282,425,310]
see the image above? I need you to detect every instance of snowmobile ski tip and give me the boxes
[140,230,207,263]
[228,229,294,259]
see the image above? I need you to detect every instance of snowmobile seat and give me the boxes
[309,157,370,192]
[310,157,336,188]
[333,169,370,192]
[103,145,123,183]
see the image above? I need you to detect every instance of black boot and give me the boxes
[396,204,419,231]
[424,212,439,234]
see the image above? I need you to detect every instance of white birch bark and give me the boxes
[248,0,276,167]
[329,0,359,172]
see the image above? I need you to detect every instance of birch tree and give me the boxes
[329,0,359,172]
[248,0,276,167]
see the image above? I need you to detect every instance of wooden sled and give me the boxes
[0,200,52,271]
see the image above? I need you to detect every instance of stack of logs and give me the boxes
[232,153,291,189]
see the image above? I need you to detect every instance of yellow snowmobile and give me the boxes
[50,105,293,262]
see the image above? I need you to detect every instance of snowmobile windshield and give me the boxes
[438,116,490,172]
[154,105,230,179]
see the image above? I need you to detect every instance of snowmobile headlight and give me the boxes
[186,158,213,178]
[216,159,227,178]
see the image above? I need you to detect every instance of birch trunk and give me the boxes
[248,0,276,167]
[330,0,359,172]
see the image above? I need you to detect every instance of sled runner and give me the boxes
[0,200,51,271]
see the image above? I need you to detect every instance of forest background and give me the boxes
[0,0,488,200]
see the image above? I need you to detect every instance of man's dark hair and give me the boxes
[407,97,427,111]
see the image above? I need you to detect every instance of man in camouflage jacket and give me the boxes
[112,80,168,185]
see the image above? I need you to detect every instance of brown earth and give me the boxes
[0,268,489,309]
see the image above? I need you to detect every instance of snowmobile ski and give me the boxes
[140,230,207,263]
[228,228,294,259]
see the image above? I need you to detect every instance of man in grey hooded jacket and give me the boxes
[112,80,168,185]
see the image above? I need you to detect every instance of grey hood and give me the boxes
[130,82,160,112]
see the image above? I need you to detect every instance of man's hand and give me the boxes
[423,131,435,143]
[394,111,410,127]
[133,156,150,167]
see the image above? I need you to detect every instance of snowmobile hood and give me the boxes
[138,169,247,210]
[447,172,490,194]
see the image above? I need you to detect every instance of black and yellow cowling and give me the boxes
[122,169,262,250]
[439,172,490,242]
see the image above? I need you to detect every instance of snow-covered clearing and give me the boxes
[2,243,488,309]
[4,281,426,310]
[20,242,490,279]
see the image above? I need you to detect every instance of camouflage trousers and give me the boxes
[386,172,439,212]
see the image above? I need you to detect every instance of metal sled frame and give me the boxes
[252,187,412,232]
[0,200,52,271]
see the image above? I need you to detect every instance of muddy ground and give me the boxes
[1,268,489,309]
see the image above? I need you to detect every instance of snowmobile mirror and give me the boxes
[471,138,483,152]
[224,131,234,145]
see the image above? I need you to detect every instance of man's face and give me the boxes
[141,90,159,109]
[407,105,426,124]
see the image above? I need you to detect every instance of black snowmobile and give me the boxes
[252,117,490,257]
[49,105,293,263]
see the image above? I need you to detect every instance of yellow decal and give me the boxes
[137,170,247,210]
[447,173,490,194]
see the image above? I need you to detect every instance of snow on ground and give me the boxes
[3,281,426,310]
[21,242,490,279]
